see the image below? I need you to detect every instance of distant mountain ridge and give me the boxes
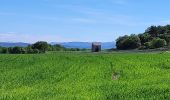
[0,42,30,47]
[0,42,116,49]
[52,42,116,49]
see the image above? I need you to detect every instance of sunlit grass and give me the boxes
[1,52,170,99]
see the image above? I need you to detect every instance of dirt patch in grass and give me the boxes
[112,72,120,80]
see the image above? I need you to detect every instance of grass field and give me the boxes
[1,52,170,99]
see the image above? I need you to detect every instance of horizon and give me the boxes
[1,0,170,42]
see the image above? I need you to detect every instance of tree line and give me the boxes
[116,25,170,50]
[0,41,86,54]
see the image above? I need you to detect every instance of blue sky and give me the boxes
[0,0,170,43]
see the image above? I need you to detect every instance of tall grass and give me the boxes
[1,52,170,99]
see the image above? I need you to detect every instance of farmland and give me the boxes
[1,52,170,99]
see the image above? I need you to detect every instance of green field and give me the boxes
[1,52,170,99]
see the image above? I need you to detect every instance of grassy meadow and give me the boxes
[1,52,170,99]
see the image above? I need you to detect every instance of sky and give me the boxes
[1,0,170,43]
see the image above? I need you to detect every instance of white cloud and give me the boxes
[0,32,72,43]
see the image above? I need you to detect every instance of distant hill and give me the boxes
[101,42,116,49]
[0,42,30,47]
[51,42,116,49]
[0,42,116,49]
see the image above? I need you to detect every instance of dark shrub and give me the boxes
[33,49,39,54]
[150,38,167,49]
[144,42,152,49]
[0,47,8,53]
[116,34,141,50]
[32,41,49,53]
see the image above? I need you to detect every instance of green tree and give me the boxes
[52,44,65,51]
[0,47,8,53]
[116,35,128,50]
[150,38,167,49]
[8,47,25,54]
[32,41,49,53]
[144,42,152,49]
[159,32,170,46]
[145,26,159,37]
[157,25,166,35]
[32,49,40,54]
[116,34,141,50]
[138,33,152,45]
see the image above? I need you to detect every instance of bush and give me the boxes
[20,48,26,54]
[27,48,34,54]
[150,38,167,49]
[144,42,152,49]
[33,49,40,54]
[0,47,8,53]
[27,48,39,54]
[51,44,65,51]
[8,47,26,54]
[138,33,152,45]
[32,41,49,53]
[116,34,141,50]
[138,46,146,50]
[7,47,26,54]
